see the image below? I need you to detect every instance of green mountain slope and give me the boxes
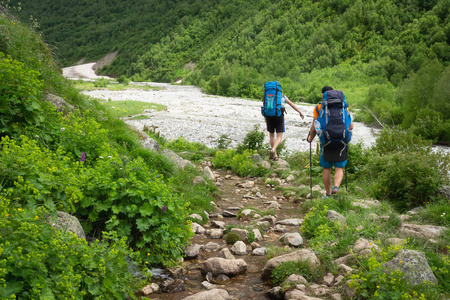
[10,0,450,143]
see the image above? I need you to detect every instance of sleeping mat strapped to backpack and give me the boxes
[316,89,352,162]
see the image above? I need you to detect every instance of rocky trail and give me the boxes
[139,158,338,300]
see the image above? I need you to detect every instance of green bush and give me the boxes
[213,149,268,177]
[93,78,109,88]
[271,260,323,286]
[0,54,51,137]
[0,196,137,299]
[117,75,130,85]
[166,136,207,152]
[236,124,265,153]
[78,156,194,267]
[348,245,442,300]
[366,129,448,210]
[56,113,116,164]
[0,136,82,213]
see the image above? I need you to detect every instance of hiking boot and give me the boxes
[323,194,332,199]
[331,186,339,195]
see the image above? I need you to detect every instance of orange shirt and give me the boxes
[313,104,322,119]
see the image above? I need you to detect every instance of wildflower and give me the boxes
[162,206,167,213]
[99,156,104,159]
[34,135,39,138]
[5,214,9,217]
[399,260,403,263]
[35,216,39,220]
[18,208,22,211]
[61,127,65,132]
[107,156,112,159]
[80,152,86,162]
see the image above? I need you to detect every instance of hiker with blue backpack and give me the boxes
[261,81,305,161]
[307,86,353,197]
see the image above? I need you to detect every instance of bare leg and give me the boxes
[323,168,332,195]
[269,132,275,149]
[334,167,344,188]
[272,132,283,157]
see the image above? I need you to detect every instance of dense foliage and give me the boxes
[0,9,216,298]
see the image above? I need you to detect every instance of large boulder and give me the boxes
[383,249,437,286]
[262,249,320,280]
[399,223,446,239]
[161,149,194,170]
[44,93,75,114]
[48,211,85,239]
[182,289,230,300]
[141,136,160,152]
[202,257,247,277]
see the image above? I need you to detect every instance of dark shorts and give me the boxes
[266,116,285,133]
[319,144,348,168]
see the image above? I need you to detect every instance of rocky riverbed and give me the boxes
[81,82,378,154]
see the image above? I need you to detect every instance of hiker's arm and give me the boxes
[307,119,316,143]
[349,121,354,131]
[285,98,304,119]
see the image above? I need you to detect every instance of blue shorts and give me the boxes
[320,153,347,169]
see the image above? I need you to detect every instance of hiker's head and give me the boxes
[321,86,333,99]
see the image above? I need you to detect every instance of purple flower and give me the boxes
[162,206,167,213]
[80,152,85,162]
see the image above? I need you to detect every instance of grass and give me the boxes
[73,79,161,91]
[99,100,166,118]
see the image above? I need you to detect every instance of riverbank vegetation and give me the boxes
[1,3,449,299]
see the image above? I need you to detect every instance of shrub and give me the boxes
[271,260,323,286]
[93,78,109,87]
[348,245,442,299]
[213,149,268,177]
[0,136,82,213]
[236,124,266,153]
[0,54,51,137]
[55,113,116,164]
[117,75,130,85]
[366,129,448,210]
[166,136,207,152]
[78,156,194,267]
[0,196,137,299]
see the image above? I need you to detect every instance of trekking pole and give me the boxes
[345,165,348,191]
[307,133,312,199]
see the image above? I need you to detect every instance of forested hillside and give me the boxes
[9,0,450,144]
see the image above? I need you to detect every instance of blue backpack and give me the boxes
[316,90,352,161]
[261,81,282,117]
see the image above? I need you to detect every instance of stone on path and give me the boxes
[231,241,247,255]
[280,232,303,247]
[48,211,86,239]
[181,288,230,300]
[185,244,204,259]
[383,249,437,285]
[276,218,302,226]
[161,149,194,170]
[262,249,320,280]
[400,223,446,239]
[202,257,247,276]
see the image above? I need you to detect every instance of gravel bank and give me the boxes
[82,82,378,154]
